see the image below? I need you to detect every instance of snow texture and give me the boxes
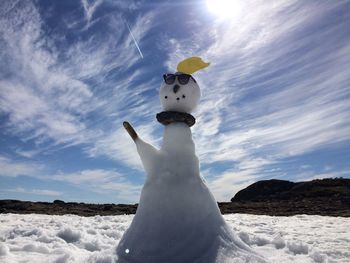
[57,228,81,243]
[0,213,349,262]
[116,122,265,262]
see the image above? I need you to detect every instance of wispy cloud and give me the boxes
[50,169,142,203]
[162,0,350,198]
[1,0,349,203]
[87,124,159,170]
[0,0,159,159]
[81,0,103,23]
[14,149,41,159]
[206,169,258,202]
[0,156,42,177]
[0,152,141,202]
[6,187,63,196]
[0,1,96,147]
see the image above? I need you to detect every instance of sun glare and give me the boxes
[206,0,242,19]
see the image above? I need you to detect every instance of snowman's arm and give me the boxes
[123,121,138,141]
[123,121,159,173]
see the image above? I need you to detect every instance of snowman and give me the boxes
[116,57,265,262]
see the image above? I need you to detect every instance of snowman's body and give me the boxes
[117,123,265,262]
[116,59,265,262]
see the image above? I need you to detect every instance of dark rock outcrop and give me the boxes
[0,199,138,216]
[232,179,296,202]
[1,178,349,217]
[231,178,350,202]
[226,178,350,217]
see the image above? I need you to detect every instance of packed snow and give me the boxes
[0,213,349,262]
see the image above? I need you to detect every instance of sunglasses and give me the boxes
[163,73,197,85]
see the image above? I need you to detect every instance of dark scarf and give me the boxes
[156,111,196,127]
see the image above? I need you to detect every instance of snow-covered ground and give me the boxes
[0,213,349,263]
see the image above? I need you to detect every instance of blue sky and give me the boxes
[0,0,350,203]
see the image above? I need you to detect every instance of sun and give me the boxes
[206,0,242,19]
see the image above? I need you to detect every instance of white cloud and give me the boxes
[0,156,41,177]
[163,0,350,183]
[50,169,142,203]
[206,169,258,202]
[154,0,350,201]
[300,165,311,170]
[87,123,160,170]
[51,169,119,185]
[294,168,350,182]
[14,149,41,159]
[6,187,62,196]
[81,0,103,23]
[0,1,96,146]
[0,0,160,156]
[0,153,142,202]
[324,165,332,172]
[1,0,349,204]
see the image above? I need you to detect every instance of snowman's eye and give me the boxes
[165,96,168,99]
[182,95,186,98]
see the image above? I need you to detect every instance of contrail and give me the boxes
[125,21,144,59]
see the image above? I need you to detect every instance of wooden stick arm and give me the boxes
[123,121,159,175]
[123,121,138,141]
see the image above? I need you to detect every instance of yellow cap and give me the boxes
[176,57,210,75]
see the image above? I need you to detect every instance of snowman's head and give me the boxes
[160,72,200,113]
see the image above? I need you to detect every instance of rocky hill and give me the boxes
[1,178,349,217]
[231,178,350,202]
[225,178,350,216]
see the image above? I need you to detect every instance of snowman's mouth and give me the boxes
[164,94,186,101]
